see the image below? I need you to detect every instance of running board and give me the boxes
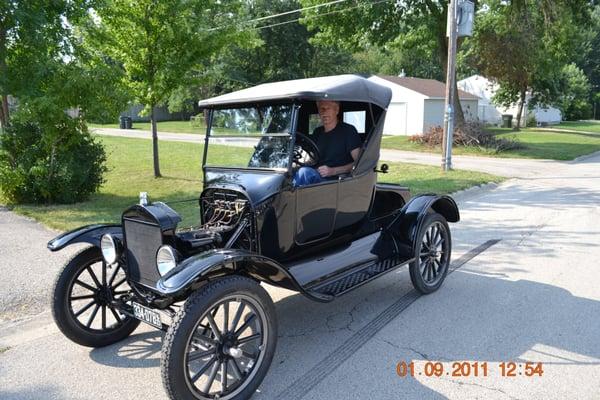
[309,256,411,297]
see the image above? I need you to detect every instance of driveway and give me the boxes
[1,133,599,399]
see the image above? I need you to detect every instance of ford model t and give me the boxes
[48,75,459,400]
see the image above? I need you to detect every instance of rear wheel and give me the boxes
[51,247,140,347]
[409,213,451,294]
[161,276,277,400]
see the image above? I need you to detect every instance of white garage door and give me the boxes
[384,102,408,135]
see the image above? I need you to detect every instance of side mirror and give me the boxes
[375,163,389,174]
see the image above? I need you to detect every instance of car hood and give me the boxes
[204,169,287,205]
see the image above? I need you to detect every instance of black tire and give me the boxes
[409,213,452,294]
[51,247,140,347]
[161,276,277,400]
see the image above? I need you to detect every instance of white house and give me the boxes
[368,75,479,136]
[458,75,562,126]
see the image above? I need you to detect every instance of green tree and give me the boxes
[299,0,476,127]
[0,1,126,203]
[93,0,249,177]
[300,0,592,129]
[186,0,355,105]
[0,0,81,127]
[573,4,600,118]
[559,64,592,120]
[352,36,444,80]
[470,0,591,129]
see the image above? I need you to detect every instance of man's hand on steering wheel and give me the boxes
[293,132,320,167]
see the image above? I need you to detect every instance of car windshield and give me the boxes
[205,105,293,170]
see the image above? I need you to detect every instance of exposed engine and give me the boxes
[176,188,254,254]
[201,190,248,232]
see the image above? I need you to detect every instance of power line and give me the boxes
[208,0,394,32]
[252,0,394,31]
[207,0,351,31]
[250,0,350,23]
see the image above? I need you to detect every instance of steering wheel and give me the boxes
[293,132,320,167]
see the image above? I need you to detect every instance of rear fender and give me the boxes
[47,224,122,252]
[156,249,331,302]
[379,194,459,258]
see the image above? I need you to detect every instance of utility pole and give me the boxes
[442,0,458,172]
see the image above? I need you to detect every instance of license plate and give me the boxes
[132,302,162,329]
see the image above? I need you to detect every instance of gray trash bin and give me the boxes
[501,114,513,128]
[119,116,132,129]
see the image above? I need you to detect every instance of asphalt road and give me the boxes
[1,151,599,399]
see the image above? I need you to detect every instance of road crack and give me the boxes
[439,377,524,400]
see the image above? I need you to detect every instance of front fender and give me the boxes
[379,194,459,258]
[47,224,122,252]
[155,249,331,302]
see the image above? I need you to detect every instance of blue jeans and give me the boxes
[293,167,323,187]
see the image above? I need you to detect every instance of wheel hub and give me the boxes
[94,286,112,306]
[429,249,441,258]
[217,333,238,360]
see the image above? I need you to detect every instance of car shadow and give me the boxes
[85,260,600,399]
[254,266,600,399]
[89,329,164,369]
[0,385,84,400]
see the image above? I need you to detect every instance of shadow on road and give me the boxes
[89,330,163,369]
[0,385,84,400]
[84,264,600,399]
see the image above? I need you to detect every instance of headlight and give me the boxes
[157,245,178,276]
[100,234,119,264]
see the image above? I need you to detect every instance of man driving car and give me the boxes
[293,100,362,187]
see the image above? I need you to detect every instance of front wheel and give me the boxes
[161,276,277,400]
[409,213,452,294]
[51,247,140,347]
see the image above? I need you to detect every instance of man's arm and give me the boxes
[317,147,360,177]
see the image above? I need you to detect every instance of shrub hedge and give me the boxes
[0,115,107,204]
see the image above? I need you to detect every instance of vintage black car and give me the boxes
[48,75,459,400]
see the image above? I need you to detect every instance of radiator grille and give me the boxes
[123,217,163,287]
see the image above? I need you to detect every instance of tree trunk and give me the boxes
[151,106,162,178]
[437,32,466,129]
[0,95,9,127]
[0,28,9,129]
[514,88,527,131]
[453,75,465,128]
[0,97,6,130]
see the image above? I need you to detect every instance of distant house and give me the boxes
[368,75,479,136]
[458,75,561,126]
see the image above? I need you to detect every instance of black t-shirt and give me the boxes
[313,122,362,168]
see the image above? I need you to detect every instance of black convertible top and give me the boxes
[198,74,392,109]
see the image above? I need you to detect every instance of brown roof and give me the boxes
[377,75,479,100]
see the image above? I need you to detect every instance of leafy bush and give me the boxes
[409,122,523,153]
[526,114,537,127]
[0,115,107,204]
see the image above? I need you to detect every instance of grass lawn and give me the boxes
[550,121,600,134]
[1,136,501,232]
[89,120,206,134]
[382,127,600,160]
